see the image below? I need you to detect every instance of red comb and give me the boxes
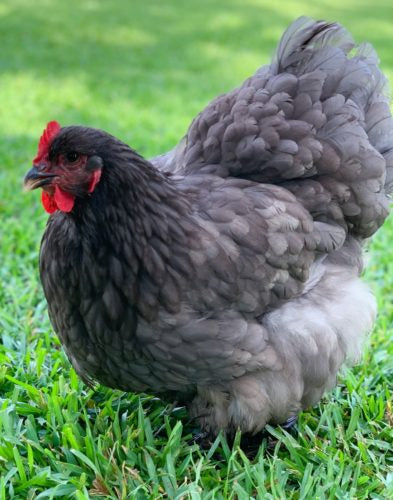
[33,121,61,164]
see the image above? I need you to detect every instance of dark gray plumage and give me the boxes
[26,17,393,436]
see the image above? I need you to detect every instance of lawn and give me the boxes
[1,0,393,497]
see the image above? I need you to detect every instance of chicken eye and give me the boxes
[65,152,80,163]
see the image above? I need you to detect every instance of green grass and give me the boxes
[1,0,393,497]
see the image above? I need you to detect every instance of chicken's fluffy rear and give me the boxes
[154,17,393,433]
[29,17,393,436]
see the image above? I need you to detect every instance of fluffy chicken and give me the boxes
[25,18,393,436]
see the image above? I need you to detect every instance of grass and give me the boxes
[1,0,393,497]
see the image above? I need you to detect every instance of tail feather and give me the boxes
[273,17,393,198]
[272,17,354,74]
[164,17,393,238]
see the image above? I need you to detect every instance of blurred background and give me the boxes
[1,0,392,162]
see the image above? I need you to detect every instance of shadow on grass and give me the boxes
[1,0,289,92]
[2,0,392,87]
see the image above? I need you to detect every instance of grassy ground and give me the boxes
[1,0,393,497]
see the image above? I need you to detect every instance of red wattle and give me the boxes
[54,185,75,212]
[41,191,58,214]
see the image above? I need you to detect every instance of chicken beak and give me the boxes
[24,166,57,191]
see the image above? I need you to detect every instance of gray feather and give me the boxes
[41,17,391,437]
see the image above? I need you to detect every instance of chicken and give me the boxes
[24,17,393,437]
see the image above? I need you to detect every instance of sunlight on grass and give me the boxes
[1,0,393,497]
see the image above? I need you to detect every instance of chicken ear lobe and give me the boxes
[88,169,102,193]
[86,155,103,193]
